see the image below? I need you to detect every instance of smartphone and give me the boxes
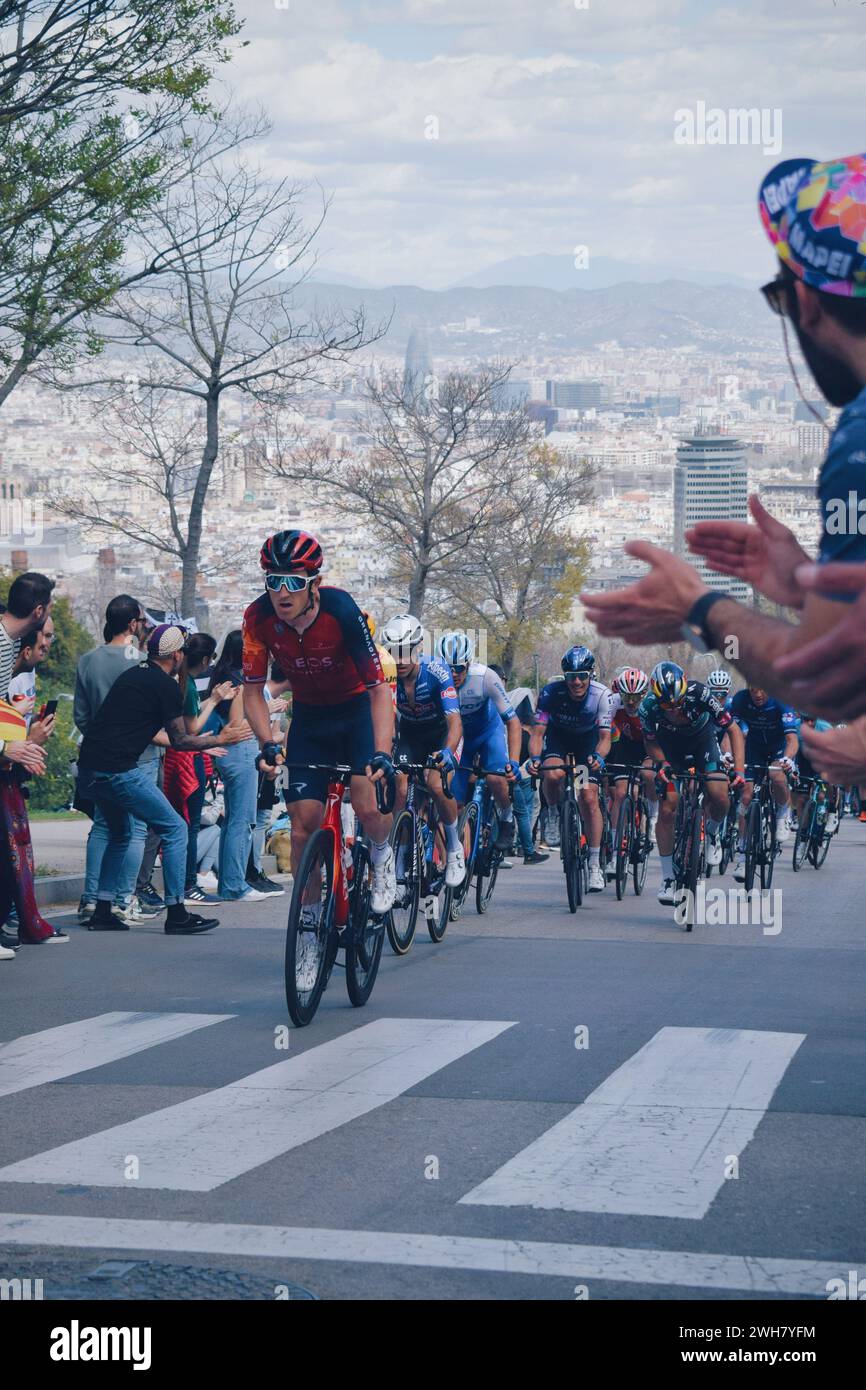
[40,700,58,720]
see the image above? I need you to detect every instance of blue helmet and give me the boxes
[561,644,595,675]
[436,630,475,667]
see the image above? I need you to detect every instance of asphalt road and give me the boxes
[2,818,865,1302]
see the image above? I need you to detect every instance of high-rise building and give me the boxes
[546,380,606,410]
[673,432,749,601]
[403,327,435,406]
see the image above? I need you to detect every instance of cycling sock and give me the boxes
[660,854,673,879]
[444,821,460,852]
[706,818,721,837]
[370,839,391,865]
[588,846,600,865]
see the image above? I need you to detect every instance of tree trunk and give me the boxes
[182,387,220,616]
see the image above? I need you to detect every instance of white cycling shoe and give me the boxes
[658,878,677,905]
[733,857,746,882]
[371,849,397,914]
[587,863,605,893]
[777,818,792,845]
[445,846,466,888]
[705,836,722,866]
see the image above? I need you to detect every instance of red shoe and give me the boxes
[859,810,866,823]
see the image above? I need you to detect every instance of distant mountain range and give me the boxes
[450,252,757,293]
[291,278,778,355]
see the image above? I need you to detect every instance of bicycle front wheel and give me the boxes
[633,797,650,896]
[744,801,761,893]
[760,797,777,890]
[792,803,813,871]
[562,799,583,912]
[450,801,477,920]
[285,827,337,1027]
[345,841,385,1007]
[475,810,501,914]
[614,797,633,901]
[387,810,420,954]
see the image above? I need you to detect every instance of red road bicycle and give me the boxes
[283,763,394,1026]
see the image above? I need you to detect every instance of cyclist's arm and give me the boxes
[595,728,612,760]
[529,715,547,760]
[645,736,665,764]
[443,709,462,752]
[727,721,745,770]
[243,681,273,745]
[783,730,799,759]
[369,680,395,755]
[505,713,521,762]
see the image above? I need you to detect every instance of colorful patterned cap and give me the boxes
[146,623,187,658]
[759,154,866,298]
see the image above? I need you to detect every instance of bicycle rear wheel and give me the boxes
[387,809,420,954]
[614,797,632,901]
[285,827,337,1027]
[809,807,833,869]
[562,799,583,912]
[345,841,385,1007]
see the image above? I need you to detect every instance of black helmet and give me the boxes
[260,529,323,574]
[561,644,595,675]
[650,660,688,705]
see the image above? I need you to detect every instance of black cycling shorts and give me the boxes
[541,728,603,785]
[745,740,786,783]
[607,738,646,776]
[394,720,448,769]
[284,694,374,804]
[656,726,722,776]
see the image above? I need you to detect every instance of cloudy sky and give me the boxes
[227,0,866,289]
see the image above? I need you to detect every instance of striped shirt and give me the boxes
[0,620,19,701]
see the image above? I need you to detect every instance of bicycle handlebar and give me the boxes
[393,757,455,800]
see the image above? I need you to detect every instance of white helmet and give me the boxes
[707,668,732,694]
[381,613,423,656]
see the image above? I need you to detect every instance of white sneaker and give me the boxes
[706,836,722,866]
[445,846,466,888]
[0,943,15,960]
[237,887,268,901]
[733,857,746,882]
[658,879,677,905]
[77,898,97,924]
[371,848,397,914]
[197,871,219,892]
[111,900,142,925]
[587,863,604,892]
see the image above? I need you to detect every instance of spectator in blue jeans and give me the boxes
[77,625,251,935]
[74,595,161,924]
[203,631,264,902]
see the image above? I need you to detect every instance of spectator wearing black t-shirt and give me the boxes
[77,625,252,935]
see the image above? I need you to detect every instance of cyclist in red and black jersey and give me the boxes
[607,667,657,830]
[242,530,397,913]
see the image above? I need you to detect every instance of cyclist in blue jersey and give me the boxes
[436,631,521,851]
[381,614,466,887]
[527,644,612,893]
[791,712,840,834]
[729,685,800,879]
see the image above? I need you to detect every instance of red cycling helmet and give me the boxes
[260,529,323,574]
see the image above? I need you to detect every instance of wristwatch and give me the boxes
[680,591,729,654]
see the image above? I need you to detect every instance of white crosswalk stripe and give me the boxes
[0,1011,234,1100]
[0,1016,515,1191]
[0,1213,848,1297]
[461,1026,805,1218]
